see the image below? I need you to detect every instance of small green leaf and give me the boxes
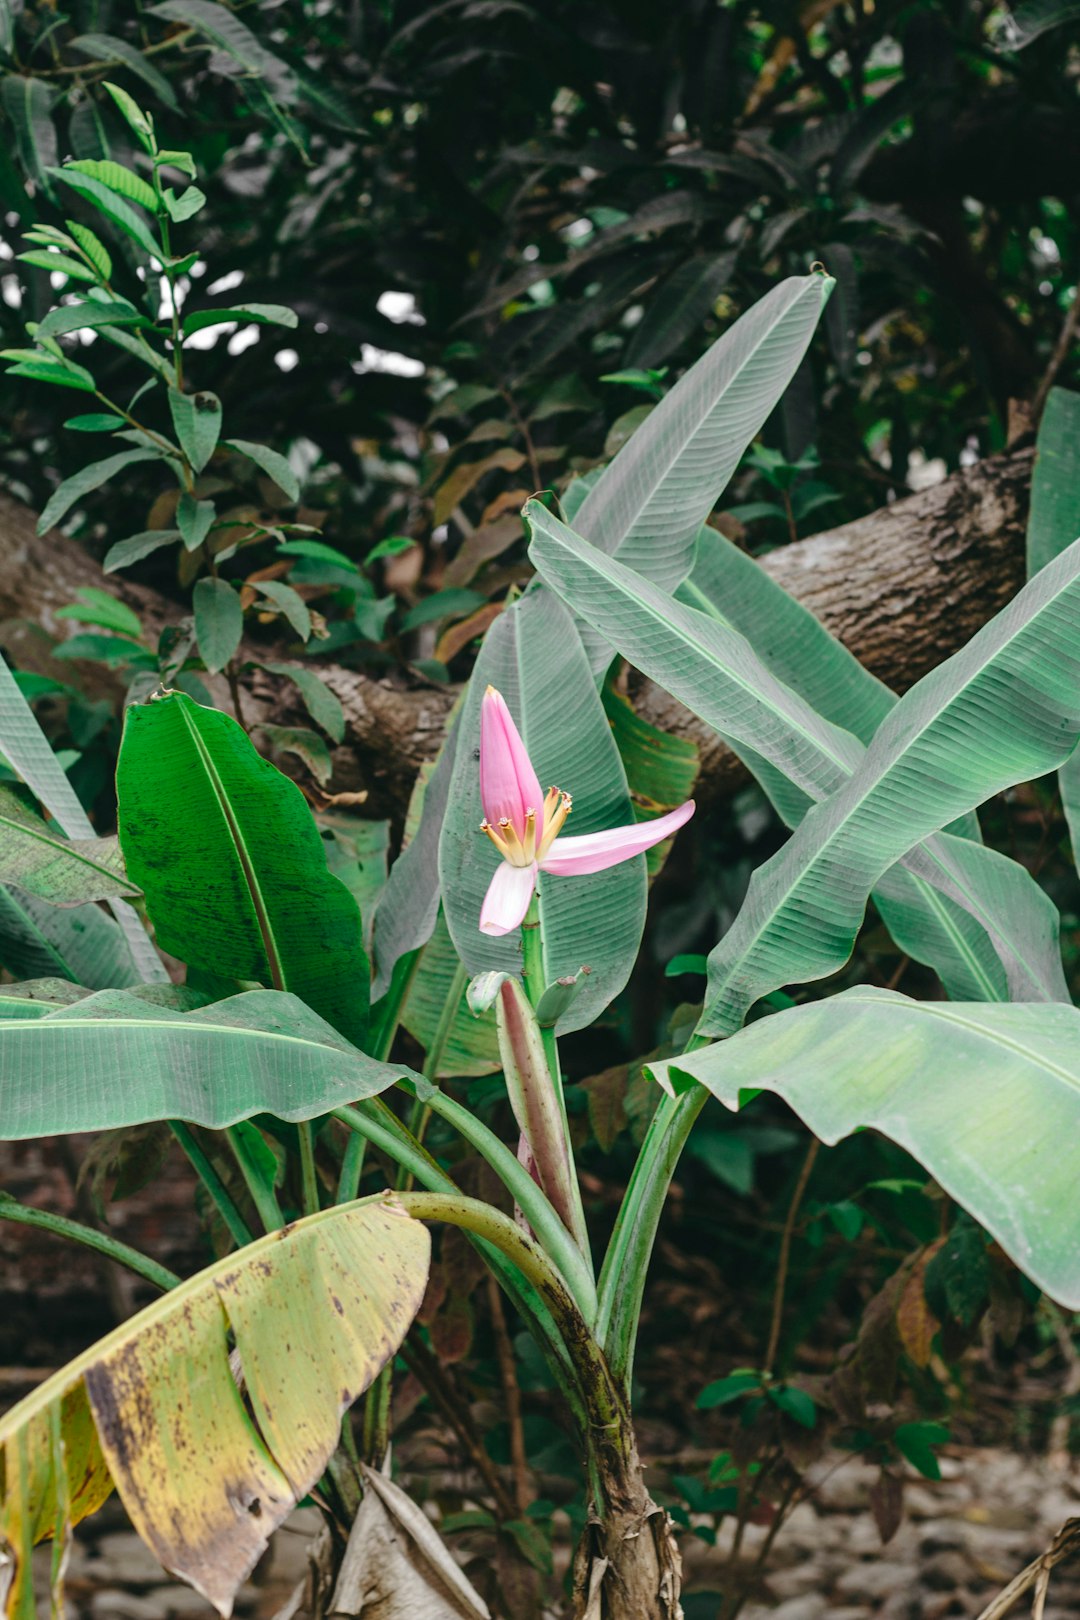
[366,534,417,563]
[399,589,485,633]
[56,588,143,639]
[18,250,98,283]
[36,299,151,342]
[54,634,157,670]
[66,159,158,213]
[182,303,298,337]
[665,953,708,977]
[169,389,222,474]
[893,1422,950,1481]
[6,358,97,393]
[255,724,331,786]
[50,168,162,260]
[67,222,112,282]
[697,1371,761,1410]
[101,80,157,148]
[277,539,357,571]
[225,438,300,502]
[253,581,311,641]
[64,413,126,432]
[103,530,182,572]
[163,185,206,222]
[177,493,215,551]
[37,449,160,534]
[263,663,345,743]
[193,577,243,673]
[769,1387,817,1429]
[154,149,197,177]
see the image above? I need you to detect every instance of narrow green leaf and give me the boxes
[263,663,345,743]
[49,168,162,260]
[103,529,182,571]
[101,80,156,148]
[37,449,160,535]
[0,786,139,905]
[64,413,127,432]
[149,0,293,82]
[253,581,311,641]
[1,76,58,190]
[56,587,143,639]
[67,222,112,282]
[177,492,215,551]
[69,37,179,109]
[6,359,97,393]
[36,299,151,341]
[66,159,158,213]
[193,577,243,673]
[225,438,300,501]
[169,389,222,474]
[182,303,298,337]
[18,250,97,282]
[117,692,370,1045]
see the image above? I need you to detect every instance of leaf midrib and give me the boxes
[0,813,135,892]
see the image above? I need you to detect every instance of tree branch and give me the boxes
[0,448,1032,816]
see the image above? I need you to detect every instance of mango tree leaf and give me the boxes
[117,692,370,1045]
[225,438,300,501]
[0,655,165,984]
[528,504,1067,1006]
[68,35,180,108]
[0,1194,428,1617]
[696,534,1080,1036]
[0,786,139,905]
[1027,386,1080,866]
[438,590,645,1034]
[56,586,144,638]
[36,449,161,535]
[623,251,738,370]
[149,0,295,86]
[192,577,243,672]
[169,388,222,473]
[651,988,1080,1307]
[0,988,418,1138]
[1,76,58,190]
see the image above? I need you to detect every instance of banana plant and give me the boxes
[5,266,1078,1620]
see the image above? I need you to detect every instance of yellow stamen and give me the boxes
[480,819,512,860]
[522,807,537,863]
[537,789,572,859]
[498,816,532,868]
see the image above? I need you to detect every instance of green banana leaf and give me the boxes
[0,886,147,989]
[117,692,370,1047]
[650,988,1080,1307]
[0,1196,429,1618]
[0,655,164,983]
[1026,385,1080,865]
[0,988,420,1139]
[438,590,646,1034]
[0,784,139,904]
[527,503,1068,1006]
[401,908,500,1077]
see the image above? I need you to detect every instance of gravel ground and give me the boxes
[21,1445,1079,1619]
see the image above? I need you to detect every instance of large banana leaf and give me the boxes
[650,988,1080,1307]
[401,909,500,1078]
[438,590,646,1033]
[527,503,1068,1005]
[0,785,139,905]
[571,271,834,591]
[696,533,1080,1035]
[0,989,419,1138]
[117,693,370,1047]
[0,656,164,983]
[0,1196,429,1618]
[1027,385,1080,864]
[0,886,146,988]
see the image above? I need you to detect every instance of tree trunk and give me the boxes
[0,448,1031,817]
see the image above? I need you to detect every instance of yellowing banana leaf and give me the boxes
[0,1197,429,1618]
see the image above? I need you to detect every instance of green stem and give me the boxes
[424,960,467,1080]
[520,895,591,1273]
[397,1080,597,1323]
[298,1122,321,1216]
[225,1126,285,1232]
[336,1128,367,1205]
[595,1081,709,1393]
[170,1120,254,1248]
[0,1199,180,1293]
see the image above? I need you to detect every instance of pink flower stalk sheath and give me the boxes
[478,685,695,935]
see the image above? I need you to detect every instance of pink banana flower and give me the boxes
[478,685,695,935]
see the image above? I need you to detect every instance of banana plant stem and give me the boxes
[170,1120,254,1247]
[0,1199,180,1293]
[298,1121,321,1216]
[226,1126,285,1232]
[335,1128,366,1205]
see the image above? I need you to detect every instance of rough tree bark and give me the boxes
[0,447,1031,815]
